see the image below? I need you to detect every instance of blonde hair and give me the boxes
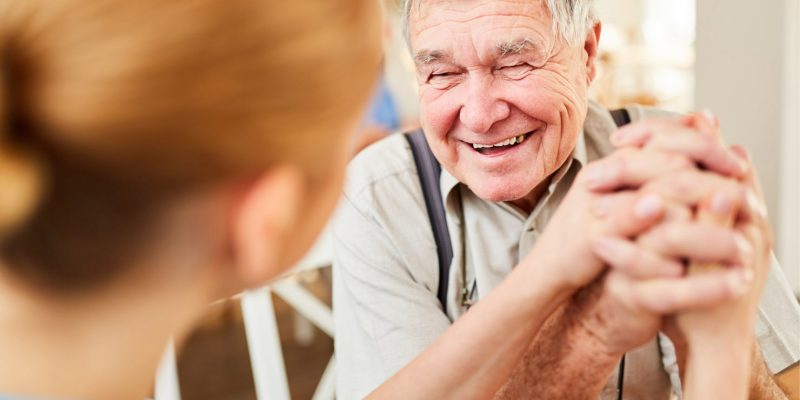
[0,0,381,289]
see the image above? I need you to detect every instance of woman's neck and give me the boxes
[0,190,233,398]
[0,266,206,399]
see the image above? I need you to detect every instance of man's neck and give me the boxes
[508,176,553,215]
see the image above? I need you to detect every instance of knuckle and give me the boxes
[612,157,627,181]
[653,258,675,277]
[636,232,660,251]
[628,286,648,310]
[606,273,628,300]
[619,247,640,272]
[605,153,630,178]
[718,278,737,300]
[659,225,683,253]
[656,289,680,312]
[697,135,716,155]
[616,147,638,158]
[667,154,693,170]
[659,198,688,219]
[666,171,695,197]
[732,184,748,207]
[673,285,693,308]
[668,203,692,222]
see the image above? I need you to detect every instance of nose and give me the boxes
[459,75,510,134]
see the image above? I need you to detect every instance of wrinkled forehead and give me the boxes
[408,0,553,53]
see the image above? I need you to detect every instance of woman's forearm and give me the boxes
[682,330,753,400]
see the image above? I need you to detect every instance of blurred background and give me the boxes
[169,0,800,398]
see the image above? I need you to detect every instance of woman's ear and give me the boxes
[584,21,602,84]
[230,165,304,288]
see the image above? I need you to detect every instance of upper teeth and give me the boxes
[472,134,527,149]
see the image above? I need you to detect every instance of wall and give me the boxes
[695,0,798,294]
[781,0,799,294]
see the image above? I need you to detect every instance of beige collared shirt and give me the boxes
[332,101,800,399]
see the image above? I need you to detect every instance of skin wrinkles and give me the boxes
[410,0,595,213]
[411,1,546,35]
[415,36,550,73]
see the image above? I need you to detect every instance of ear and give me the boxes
[584,21,602,84]
[230,165,304,287]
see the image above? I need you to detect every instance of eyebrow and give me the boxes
[414,49,451,66]
[413,36,541,66]
[495,37,538,57]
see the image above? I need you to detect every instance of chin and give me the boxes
[466,176,539,204]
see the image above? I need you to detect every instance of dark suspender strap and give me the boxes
[617,352,626,400]
[609,107,631,400]
[610,108,632,128]
[405,130,454,314]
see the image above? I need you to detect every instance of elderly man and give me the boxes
[333,0,800,398]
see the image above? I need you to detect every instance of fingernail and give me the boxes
[745,190,768,219]
[738,159,749,175]
[729,145,750,174]
[735,234,753,262]
[701,109,716,126]
[634,194,663,219]
[710,192,732,215]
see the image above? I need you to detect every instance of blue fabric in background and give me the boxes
[364,76,400,132]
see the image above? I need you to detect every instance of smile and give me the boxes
[470,133,530,155]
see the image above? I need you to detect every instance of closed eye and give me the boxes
[428,71,463,88]
[498,64,534,79]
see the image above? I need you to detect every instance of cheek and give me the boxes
[513,72,584,115]
[506,75,587,164]
[419,87,464,166]
[419,87,462,140]
[511,72,587,129]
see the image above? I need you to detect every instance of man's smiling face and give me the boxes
[409,0,599,211]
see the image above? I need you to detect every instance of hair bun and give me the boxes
[0,57,46,239]
[0,140,45,239]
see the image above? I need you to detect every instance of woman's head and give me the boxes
[0,0,382,294]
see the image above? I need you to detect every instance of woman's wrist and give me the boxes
[683,318,754,349]
[684,342,752,400]
[685,331,753,393]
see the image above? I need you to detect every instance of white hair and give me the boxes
[402,0,596,47]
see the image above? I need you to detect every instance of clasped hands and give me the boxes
[528,111,771,390]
